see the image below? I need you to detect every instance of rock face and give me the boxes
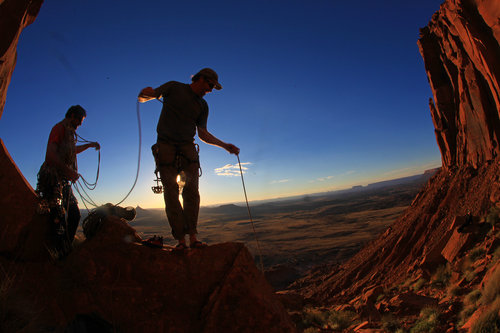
[289,0,500,305]
[6,217,295,332]
[0,141,296,332]
[418,0,500,169]
[0,138,54,260]
[0,0,43,119]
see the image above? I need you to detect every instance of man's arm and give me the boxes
[197,127,240,155]
[76,142,100,154]
[138,87,159,103]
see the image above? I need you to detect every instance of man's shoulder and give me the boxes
[48,121,66,143]
[155,81,189,95]
[157,80,186,89]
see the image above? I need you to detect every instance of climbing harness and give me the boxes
[237,154,264,273]
[150,141,202,195]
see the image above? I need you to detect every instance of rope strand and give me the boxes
[237,154,264,273]
[114,100,142,206]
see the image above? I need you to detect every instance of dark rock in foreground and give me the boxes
[5,216,296,332]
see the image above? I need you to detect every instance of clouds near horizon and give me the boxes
[214,162,251,177]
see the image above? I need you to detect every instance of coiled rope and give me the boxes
[72,100,142,209]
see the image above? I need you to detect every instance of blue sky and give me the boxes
[1,0,443,208]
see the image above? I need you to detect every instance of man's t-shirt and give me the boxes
[45,121,77,172]
[154,81,209,144]
[48,122,65,144]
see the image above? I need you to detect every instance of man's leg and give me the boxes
[64,186,81,245]
[158,142,186,241]
[182,163,200,237]
[180,144,202,246]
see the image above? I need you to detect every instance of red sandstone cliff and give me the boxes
[419,0,500,169]
[0,0,43,119]
[289,0,500,309]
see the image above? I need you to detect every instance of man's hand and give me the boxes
[225,143,240,155]
[138,87,156,103]
[67,168,79,183]
[90,142,100,150]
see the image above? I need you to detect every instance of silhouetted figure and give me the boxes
[36,105,100,256]
[139,68,239,250]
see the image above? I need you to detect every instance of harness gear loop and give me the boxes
[150,142,202,194]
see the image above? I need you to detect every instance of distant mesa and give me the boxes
[200,203,247,214]
[424,167,440,175]
[135,205,148,213]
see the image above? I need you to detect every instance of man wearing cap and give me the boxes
[138,68,239,250]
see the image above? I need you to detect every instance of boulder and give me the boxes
[479,261,500,290]
[362,285,384,304]
[441,228,474,263]
[356,301,381,322]
[388,292,438,316]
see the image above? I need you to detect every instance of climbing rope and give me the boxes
[76,133,100,190]
[114,100,142,206]
[72,100,142,208]
[237,154,265,273]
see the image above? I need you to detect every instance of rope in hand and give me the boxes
[72,99,142,209]
[73,133,101,212]
[76,133,100,190]
[237,154,265,273]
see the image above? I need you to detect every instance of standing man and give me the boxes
[138,68,239,250]
[36,105,100,255]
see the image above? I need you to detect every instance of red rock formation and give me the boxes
[0,0,43,119]
[0,138,53,260]
[289,0,500,307]
[6,217,295,332]
[418,0,500,169]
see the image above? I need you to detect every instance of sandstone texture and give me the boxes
[418,0,500,169]
[0,0,43,119]
[3,217,295,332]
[289,0,500,312]
[0,138,54,260]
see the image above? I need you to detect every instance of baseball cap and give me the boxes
[194,68,222,90]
